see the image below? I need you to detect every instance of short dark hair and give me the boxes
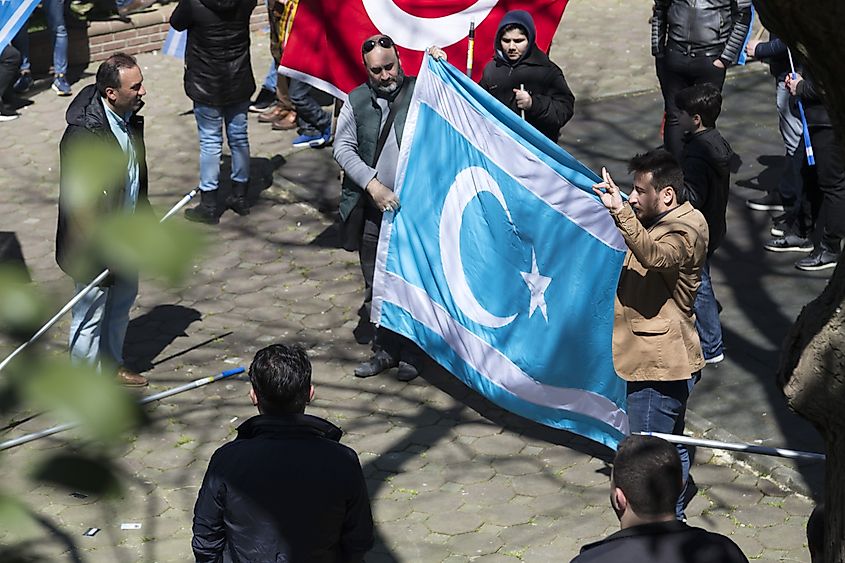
[675,83,722,128]
[96,53,138,98]
[612,435,682,516]
[628,149,687,203]
[248,344,312,414]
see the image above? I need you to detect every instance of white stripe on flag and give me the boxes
[380,270,630,435]
[278,65,347,102]
[0,0,39,49]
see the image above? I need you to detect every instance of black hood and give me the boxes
[494,10,537,65]
[65,84,108,130]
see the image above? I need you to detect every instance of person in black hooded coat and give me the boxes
[479,10,575,142]
[170,0,255,223]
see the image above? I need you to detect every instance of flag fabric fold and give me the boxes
[1,0,40,52]
[278,0,568,99]
[372,57,629,449]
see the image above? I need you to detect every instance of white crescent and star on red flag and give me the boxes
[278,0,569,98]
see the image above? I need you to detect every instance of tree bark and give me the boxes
[755,2,845,562]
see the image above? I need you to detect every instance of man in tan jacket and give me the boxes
[593,149,708,521]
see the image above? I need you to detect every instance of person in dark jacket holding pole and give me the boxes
[56,53,151,387]
[171,0,255,224]
[479,10,575,143]
[192,343,374,563]
[764,69,845,271]
[652,0,752,160]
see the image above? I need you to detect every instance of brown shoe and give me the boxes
[257,102,283,123]
[117,367,148,387]
[271,111,297,131]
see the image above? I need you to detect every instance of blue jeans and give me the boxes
[627,379,693,519]
[69,277,138,370]
[262,59,277,92]
[194,101,250,192]
[12,0,68,76]
[288,78,330,134]
[693,260,723,361]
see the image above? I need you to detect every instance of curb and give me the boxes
[685,409,821,498]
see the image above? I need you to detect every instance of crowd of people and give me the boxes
[18,0,831,559]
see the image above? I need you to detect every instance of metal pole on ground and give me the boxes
[636,431,825,462]
[0,367,245,451]
[0,189,199,374]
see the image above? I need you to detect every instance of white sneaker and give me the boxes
[705,353,724,365]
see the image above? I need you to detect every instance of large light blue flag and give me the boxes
[0,0,40,52]
[372,57,629,450]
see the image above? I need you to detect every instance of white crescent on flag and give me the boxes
[362,0,498,50]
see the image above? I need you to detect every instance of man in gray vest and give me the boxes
[333,35,421,382]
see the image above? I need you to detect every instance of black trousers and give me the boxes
[793,127,845,252]
[656,49,727,160]
[358,204,420,365]
[0,44,21,108]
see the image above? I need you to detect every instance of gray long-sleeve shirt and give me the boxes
[333,96,400,191]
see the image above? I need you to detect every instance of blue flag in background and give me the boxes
[0,0,39,52]
[162,26,187,59]
[372,57,629,450]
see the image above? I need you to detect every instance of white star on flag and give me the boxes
[520,249,552,321]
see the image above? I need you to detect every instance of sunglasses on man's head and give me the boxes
[362,36,395,55]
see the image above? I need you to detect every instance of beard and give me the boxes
[371,68,405,96]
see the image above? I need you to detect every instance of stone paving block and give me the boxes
[425,509,485,535]
[446,522,505,557]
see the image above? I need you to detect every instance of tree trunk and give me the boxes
[755,2,845,562]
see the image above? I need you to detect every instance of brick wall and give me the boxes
[27,1,268,73]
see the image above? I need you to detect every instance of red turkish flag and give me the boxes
[279,0,569,99]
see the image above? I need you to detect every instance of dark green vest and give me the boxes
[339,77,416,221]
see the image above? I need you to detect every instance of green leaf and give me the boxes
[19,358,140,444]
[0,266,50,339]
[0,493,37,537]
[95,212,205,283]
[30,453,122,497]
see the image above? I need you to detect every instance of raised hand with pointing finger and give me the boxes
[592,167,625,212]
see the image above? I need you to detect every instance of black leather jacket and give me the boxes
[170,0,255,107]
[651,0,752,65]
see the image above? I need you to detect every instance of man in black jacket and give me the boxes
[479,10,574,143]
[192,343,374,562]
[56,54,151,387]
[171,0,255,224]
[570,435,748,563]
[676,83,733,364]
[652,0,752,160]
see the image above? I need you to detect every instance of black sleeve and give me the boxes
[795,77,821,103]
[651,0,669,56]
[754,37,787,60]
[169,0,192,31]
[191,457,227,563]
[682,155,711,210]
[526,66,575,132]
[339,454,375,562]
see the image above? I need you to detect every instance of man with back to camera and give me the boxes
[570,435,748,562]
[192,343,374,562]
[592,149,708,520]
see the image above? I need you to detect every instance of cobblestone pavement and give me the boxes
[0,3,820,561]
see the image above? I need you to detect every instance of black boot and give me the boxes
[226,181,251,216]
[184,189,220,224]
